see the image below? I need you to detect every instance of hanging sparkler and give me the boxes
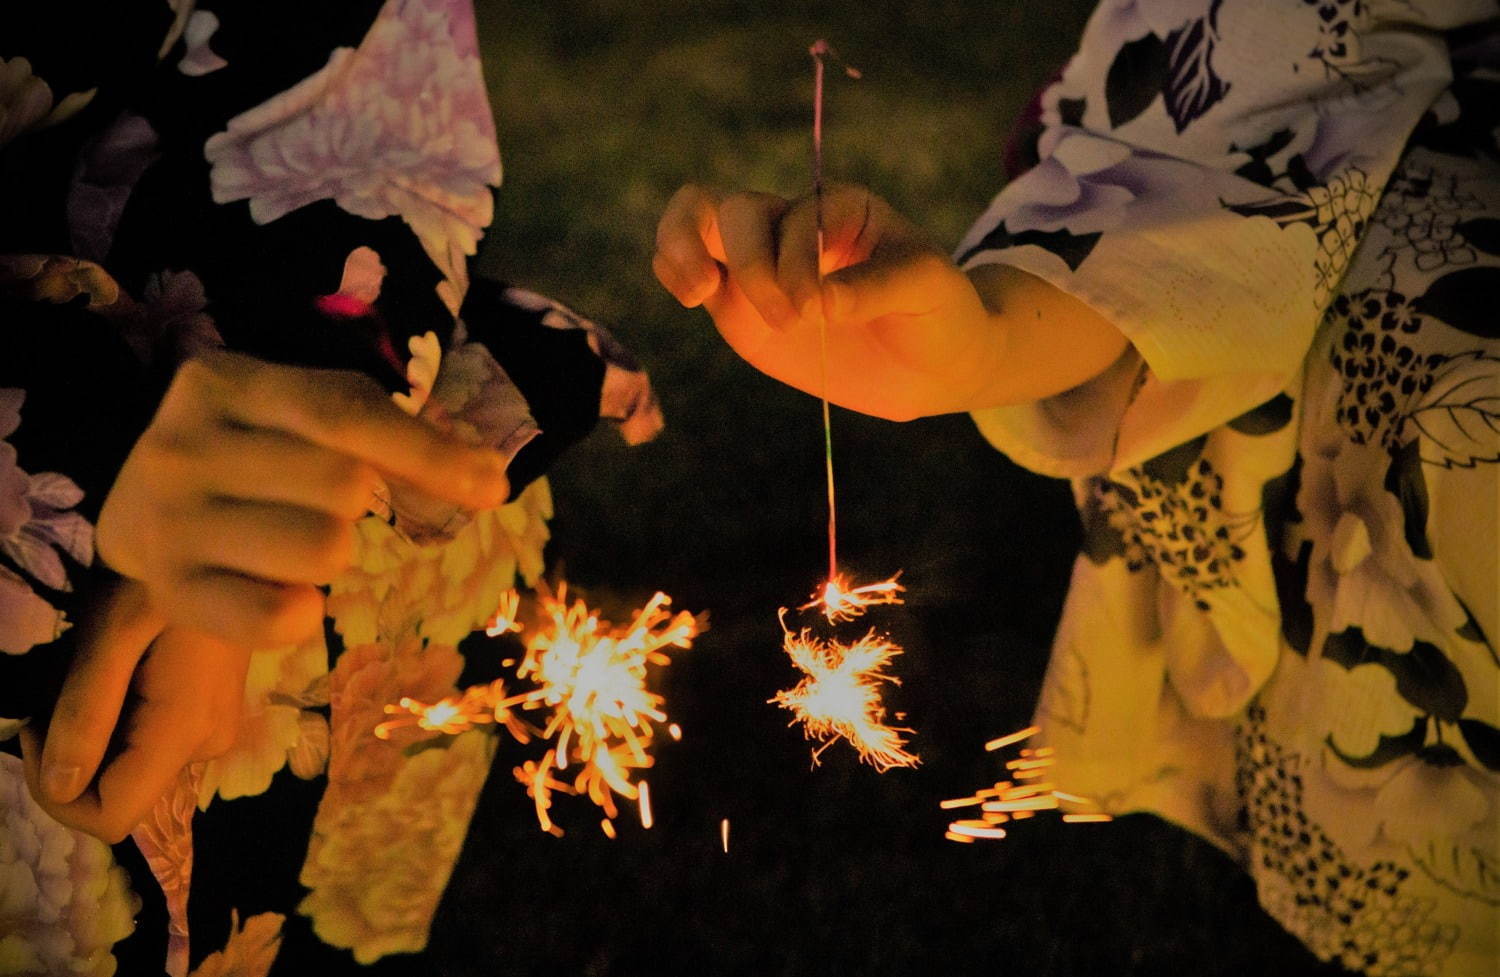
[772,42,918,771]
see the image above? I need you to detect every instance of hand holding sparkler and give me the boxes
[97,350,513,649]
[654,191,1129,422]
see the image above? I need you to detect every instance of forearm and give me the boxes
[960,263,1130,412]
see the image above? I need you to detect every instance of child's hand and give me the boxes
[18,578,249,843]
[654,183,1128,419]
[96,350,512,649]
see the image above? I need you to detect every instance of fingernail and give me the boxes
[43,762,82,802]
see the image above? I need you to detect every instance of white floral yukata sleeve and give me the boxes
[959,1,1500,974]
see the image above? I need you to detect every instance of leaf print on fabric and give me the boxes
[0,389,93,601]
[204,0,502,315]
[1161,0,1230,134]
[0,57,95,149]
[195,633,330,807]
[1406,349,1500,469]
[0,565,66,654]
[177,11,228,77]
[1104,32,1167,129]
[1412,266,1500,339]
[1410,840,1500,907]
[132,763,205,977]
[187,910,284,977]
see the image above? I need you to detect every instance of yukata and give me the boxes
[959,0,1499,973]
[0,1,658,974]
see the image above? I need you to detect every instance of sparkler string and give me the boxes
[810,40,837,581]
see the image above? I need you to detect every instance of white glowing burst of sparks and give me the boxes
[379,586,699,837]
[772,624,918,771]
[799,572,904,624]
[941,727,1111,842]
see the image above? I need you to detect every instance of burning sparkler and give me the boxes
[380,585,700,836]
[942,726,1112,842]
[770,41,920,771]
[799,571,905,624]
[772,621,918,771]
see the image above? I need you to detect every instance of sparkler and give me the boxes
[771,42,919,771]
[772,621,917,771]
[941,726,1111,842]
[380,585,700,836]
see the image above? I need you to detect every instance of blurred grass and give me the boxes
[413,3,1354,976]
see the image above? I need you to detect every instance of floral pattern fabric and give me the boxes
[0,2,656,974]
[961,1,1498,973]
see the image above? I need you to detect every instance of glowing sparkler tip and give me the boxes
[799,572,905,625]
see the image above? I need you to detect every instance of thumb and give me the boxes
[39,577,164,804]
[822,249,956,326]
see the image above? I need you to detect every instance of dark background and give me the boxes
[413,2,1349,974]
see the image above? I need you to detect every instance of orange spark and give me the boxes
[721,818,730,853]
[638,780,654,829]
[668,723,682,741]
[600,819,617,839]
[772,622,918,771]
[799,572,905,624]
[942,726,1112,841]
[373,678,532,742]
[485,588,524,636]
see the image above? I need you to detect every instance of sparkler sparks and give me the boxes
[942,727,1112,842]
[772,624,918,771]
[799,572,905,624]
[382,585,700,837]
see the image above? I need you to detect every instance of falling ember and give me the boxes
[942,726,1112,841]
[668,723,682,741]
[799,572,905,625]
[721,818,730,854]
[638,781,654,829]
[600,819,617,839]
[772,622,918,771]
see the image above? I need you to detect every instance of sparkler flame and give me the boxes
[772,621,918,771]
[799,572,905,624]
[380,585,699,836]
[942,727,1111,841]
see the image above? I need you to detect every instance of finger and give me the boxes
[822,250,956,327]
[774,197,824,318]
[168,353,510,511]
[718,191,798,331]
[201,426,383,520]
[190,637,251,761]
[652,250,721,311]
[170,569,325,649]
[655,184,726,308]
[39,578,162,805]
[176,497,353,586]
